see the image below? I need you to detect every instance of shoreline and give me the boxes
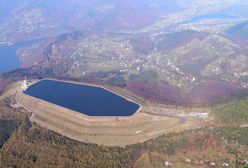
[24,78,143,118]
[9,80,211,146]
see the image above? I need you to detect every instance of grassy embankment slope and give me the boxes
[15,80,208,146]
[1,97,248,167]
[0,82,248,167]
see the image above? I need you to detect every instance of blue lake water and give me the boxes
[0,39,44,73]
[180,13,239,25]
[189,13,238,22]
[24,80,140,116]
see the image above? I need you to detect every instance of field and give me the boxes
[11,79,211,146]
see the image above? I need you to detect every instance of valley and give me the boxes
[0,1,248,167]
[6,29,246,105]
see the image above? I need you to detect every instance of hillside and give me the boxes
[1,0,248,44]
[0,0,180,44]
[5,28,247,105]
[1,97,248,167]
[1,1,248,167]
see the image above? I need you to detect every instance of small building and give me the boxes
[209,161,216,167]
[222,163,229,167]
[21,78,28,91]
[164,161,172,167]
[20,77,32,91]
[185,158,191,163]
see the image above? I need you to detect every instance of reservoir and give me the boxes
[24,80,140,116]
[0,39,45,73]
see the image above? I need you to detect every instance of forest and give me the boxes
[1,96,248,167]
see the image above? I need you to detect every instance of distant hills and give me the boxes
[0,0,180,43]
[1,0,248,43]
[1,0,248,105]
[3,28,246,105]
[1,2,248,167]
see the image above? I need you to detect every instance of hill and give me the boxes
[1,0,248,44]
[5,28,247,105]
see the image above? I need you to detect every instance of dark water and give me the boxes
[190,13,238,22]
[0,39,43,73]
[24,80,140,116]
[181,13,239,24]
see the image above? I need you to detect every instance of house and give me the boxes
[222,163,229,167]
[209,161,216,167]
[164,161,172,167]
[21,78,28,91]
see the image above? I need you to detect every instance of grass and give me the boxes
[0,101,247,167]
[0,119,19,148]
[17,89,210,146]
[213,96,248,125]
[2,82,248,167]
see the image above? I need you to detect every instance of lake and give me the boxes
[181,13,239,24]
[24,80,140,116]
[0,39,44,73]
[192,13,238,22]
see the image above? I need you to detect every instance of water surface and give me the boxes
[0,39,43,73]
[24,80,140,116]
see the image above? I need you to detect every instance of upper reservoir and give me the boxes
[24,80,140,116]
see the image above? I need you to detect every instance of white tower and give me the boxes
[21,77,28,91]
